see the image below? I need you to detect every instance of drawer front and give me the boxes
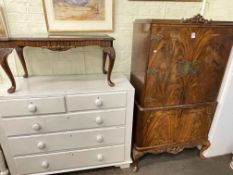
[0,97,65,117]
[2,109,126,136]
[15,145,124,175]
[66,92,126,112]
[9,127,125,156]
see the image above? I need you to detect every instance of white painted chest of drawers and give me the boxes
[0,75,135,175]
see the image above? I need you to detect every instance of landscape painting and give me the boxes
[0,8,8,38]
[53,0,105,21]
[43,0,113,32]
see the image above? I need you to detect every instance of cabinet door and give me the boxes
[134,107,178,149]
[133,103,216,150]
[145,26,184,107]
[145,26,233,107]
[175,104,216,143]
[184,27,233,104]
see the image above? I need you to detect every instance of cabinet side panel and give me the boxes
[130,21,151,105]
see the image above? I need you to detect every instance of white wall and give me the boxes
[204,49,233,157]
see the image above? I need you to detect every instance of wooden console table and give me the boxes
[0,35,116,93]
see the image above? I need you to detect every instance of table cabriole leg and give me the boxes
[102,51,108,74]
[0,48,15,93]
[103,47,115,87]
[15,46,28,78]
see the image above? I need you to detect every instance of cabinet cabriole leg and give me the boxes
[132,148,145,172]
[199,140,211,159]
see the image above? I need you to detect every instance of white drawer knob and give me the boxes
[41,161,49,169]
[96,135,104,143]
[37,142,46,150]
[97,154,104,161]
[28,103,37,113]
[95,116,103,125]
[95,98,103,107]
[32,123,41,131]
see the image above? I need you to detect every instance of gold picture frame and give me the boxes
[0,7,8,39]
[42,0,114,33]
[129,0,201,1]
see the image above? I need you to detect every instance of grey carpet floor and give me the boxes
[65,149,233,175]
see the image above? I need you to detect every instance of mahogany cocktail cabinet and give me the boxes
[131,14,233,171]
[0,35,116,93]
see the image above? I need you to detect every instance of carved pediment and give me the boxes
[182,14,211,24]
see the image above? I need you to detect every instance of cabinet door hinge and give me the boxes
[151,34,164,41]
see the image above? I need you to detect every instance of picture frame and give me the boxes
[129,0,201,1]
[42,0,114,33]
[0,7,8,39]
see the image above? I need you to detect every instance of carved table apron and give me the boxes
[0,35,116,93]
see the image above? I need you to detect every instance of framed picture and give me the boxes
[130,0,202,2]
[129,0,201,1]
[42,0,114,33]
[0,7,8,38]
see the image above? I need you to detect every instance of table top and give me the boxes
[0,34,115,42]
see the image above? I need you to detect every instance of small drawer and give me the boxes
[14,145,124,175]
[0,97,66,117]
[2,109,126,136]
[66,92,126,112]
[8,127,125,156]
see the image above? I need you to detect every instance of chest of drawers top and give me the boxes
[0,74,134,99]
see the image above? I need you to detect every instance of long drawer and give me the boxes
[1,109,126,136]
[66,92,126,112]
[15,145,124,175]
[9,127,125,156]
[0,97,66,117]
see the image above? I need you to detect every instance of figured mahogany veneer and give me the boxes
[131,14,233,171]
[0,35,116,93]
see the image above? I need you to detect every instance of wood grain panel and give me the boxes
[175,104,216,143]
[144,26,233,107]
[134,107,177,148]
[133,103,216,151]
